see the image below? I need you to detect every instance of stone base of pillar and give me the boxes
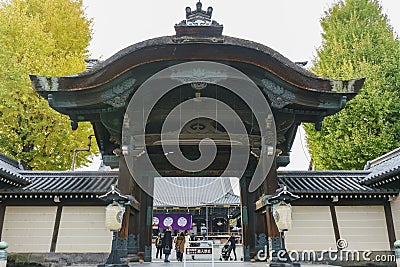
[125,254,140,262]
[144,245,152,262]
[126,233,140,262]
[255,233,268,258]
[127,234,138,255]
[243,245,250,261]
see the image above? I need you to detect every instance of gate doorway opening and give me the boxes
[152,176,243,262]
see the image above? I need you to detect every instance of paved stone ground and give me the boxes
[152,243,245,262]
[73,263,340,267]
[73,244,342,267]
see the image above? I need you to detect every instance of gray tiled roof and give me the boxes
[361,148,400,186]
[0,149,398,200]
[278,170,398,195]
[0,168,397,198]
[153,177,240,207]
[0,153,30,187]
[1,171,117,194]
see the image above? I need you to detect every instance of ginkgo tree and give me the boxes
[0,0,97,170]
[305,0,400,170]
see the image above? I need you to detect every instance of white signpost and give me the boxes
[184,240,214,267]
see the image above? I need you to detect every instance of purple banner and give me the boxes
[153,214,192,231]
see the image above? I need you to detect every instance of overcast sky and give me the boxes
[81,0,400,170]
[83,0,400,62]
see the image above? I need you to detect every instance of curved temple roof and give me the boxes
[31,35,364,102]
[29,2,365,166]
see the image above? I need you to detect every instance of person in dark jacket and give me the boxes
[228,233,237,260]
[155,233,163,259]
[162,226,173,262]
[190,232,197,260]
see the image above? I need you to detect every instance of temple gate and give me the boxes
[31,2,364,262]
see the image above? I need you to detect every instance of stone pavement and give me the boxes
[73,263,340,267]
[72,243,341,267]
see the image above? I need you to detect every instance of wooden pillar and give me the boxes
[263,161,280,255]
[254,204,268,258]
[240,174,252,261]
[128,174,142,259]
[0,205,6,240]
[329,205,341,246]
[128,206,139,256]
[240,158,276,261]
[137,184,153,262]
[209,211,213,234]
[241,175,270,261]
[50,205,63,252]
[384,202,396,249]
[117,156,134,258]
[240,156,267,261]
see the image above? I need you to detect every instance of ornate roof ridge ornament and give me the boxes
[268,186,300,204]
[174,1,223,39]
[185,1,214,26]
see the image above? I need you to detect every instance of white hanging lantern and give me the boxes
[105,203,125,231]
[272,202,292,231]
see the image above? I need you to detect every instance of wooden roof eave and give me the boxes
[361,167,400,186]
[30,35,364,114]
[0,170,29,187]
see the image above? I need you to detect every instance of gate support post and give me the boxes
[241,159,279,261]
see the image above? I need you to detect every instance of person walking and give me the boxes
[155,233,163,259]
[185,231,191,245]
[162,226,173,262]
[228,233,237,261]
[190,232,196,260]
[175,231,186,262]
[200,224,207,240]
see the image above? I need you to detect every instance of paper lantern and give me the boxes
[272,202,292,231]
[105,203,125,231]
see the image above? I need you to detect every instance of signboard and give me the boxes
[186,247,213,254]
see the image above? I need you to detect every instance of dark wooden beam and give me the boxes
[117,156,134,259]
[239,175,251,261]
[263,161,280,239]
[239,158,278,261]
[384,202,396,249]
[50,205,63,252]
[329,205,340,246]
[0,205,6,240]
[137,183,154,262]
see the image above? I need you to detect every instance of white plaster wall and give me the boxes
[285,206,336,251]
[56,206,112,252]
[2,206,56,252]
[336,206,389,251]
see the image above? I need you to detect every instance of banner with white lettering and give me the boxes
[153,214,192,230]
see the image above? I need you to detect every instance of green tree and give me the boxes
[305,0,400,170]
[0,0,97,170]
